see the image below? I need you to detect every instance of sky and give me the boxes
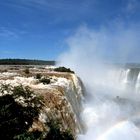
[0,0,140,60]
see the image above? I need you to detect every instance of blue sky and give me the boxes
[0,0,140,60]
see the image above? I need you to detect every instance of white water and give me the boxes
[76,67,140,140]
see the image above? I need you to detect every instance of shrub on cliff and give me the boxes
[45,121,74,140]
[0,85,43,139]
[39,77,51,84]
[0,84,74,140]
[0,94,40,139]
[54,67,74,73]
[35,73,50,84]
[14,130,43,140]
[23,68,30,75]
[35,73,42,79]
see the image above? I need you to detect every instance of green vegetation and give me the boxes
[0,59,55,65]
[39,77,51,84]
[0,85,43,139]
[23,68,30,75]
[0,83,12,95]
[0,84,74,140]
[14,131,43,140]
[36,73,42,79]
[54,67,74,73]
[0,95,41,139]
[46,120,74,140]
[35,74,51,84]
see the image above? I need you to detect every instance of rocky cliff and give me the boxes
[0,66,85,139]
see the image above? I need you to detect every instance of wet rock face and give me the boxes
[0,66,85,138]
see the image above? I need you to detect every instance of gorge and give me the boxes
[77,64,140,140]
[1,64,140,140]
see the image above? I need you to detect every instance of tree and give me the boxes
[0,85,43,139]
[45,121,74,140]
[0,85,74,140]
[54,67,74,73]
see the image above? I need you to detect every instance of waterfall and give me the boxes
[0,71,85,137]
[135,72,140,94]
[120,68,140,94]
[113,68,140,93]
[119,69,130,84]
[78,65,140,140]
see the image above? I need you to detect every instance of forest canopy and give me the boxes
[0,59,55,65]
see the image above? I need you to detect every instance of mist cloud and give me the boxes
[59,24,140,68]
[58,24,140,140]
[58,24,140,87]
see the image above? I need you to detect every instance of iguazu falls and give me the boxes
[77,64,140,140]
[1,61,140,140]
[0,0,140,139]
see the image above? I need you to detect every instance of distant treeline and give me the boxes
[0,59,55,65]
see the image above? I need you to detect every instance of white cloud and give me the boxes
[0,27,27,40]
[0,27,18,38]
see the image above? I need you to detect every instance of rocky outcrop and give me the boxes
[0,66,85,138]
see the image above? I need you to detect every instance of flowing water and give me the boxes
[78,66,140,140]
